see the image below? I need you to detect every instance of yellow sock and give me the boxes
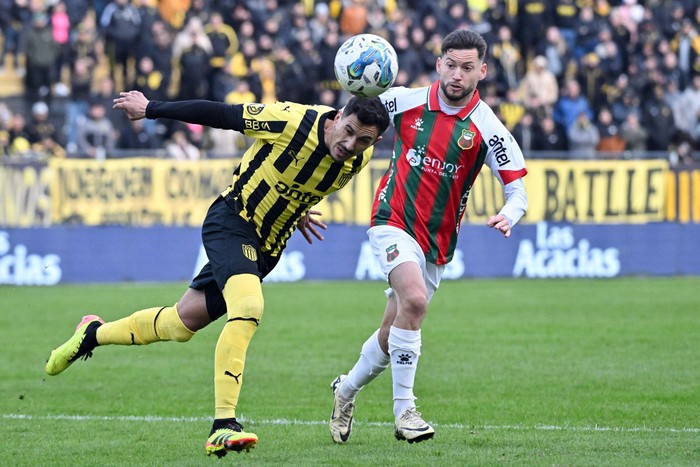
[214,274,263,420]
[96,305,194,345]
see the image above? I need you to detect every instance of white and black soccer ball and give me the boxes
[334,34,399,98]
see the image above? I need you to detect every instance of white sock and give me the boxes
[388,326,421,419]
[339,329,389,400]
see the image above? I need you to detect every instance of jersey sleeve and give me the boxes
[476,108,528,186]
[146,99,245,131]
[238,102,293,139]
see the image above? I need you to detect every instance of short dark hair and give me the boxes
[343,96,390,136]
[441,29,488,62]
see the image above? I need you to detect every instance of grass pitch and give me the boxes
[2,278,699,466]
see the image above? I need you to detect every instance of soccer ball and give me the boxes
[334,34,399,98]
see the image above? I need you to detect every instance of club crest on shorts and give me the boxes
[386,244,399,262]
[242,244,258,262]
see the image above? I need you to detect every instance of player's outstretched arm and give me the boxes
[297,209,327,244]
[113,90,149,121]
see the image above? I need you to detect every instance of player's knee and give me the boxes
[228,294,264,324]
[157,305,195,342]
[399,291,428,319]
[223,274,264,325]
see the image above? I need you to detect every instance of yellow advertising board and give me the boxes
[49,158,236,226]
[43,157,674,227]
[469,159,669,224]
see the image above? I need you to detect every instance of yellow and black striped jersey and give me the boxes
[146,99,374,256]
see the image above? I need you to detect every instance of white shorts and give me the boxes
[368,225,444,302]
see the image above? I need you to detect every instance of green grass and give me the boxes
[1,278,699,466]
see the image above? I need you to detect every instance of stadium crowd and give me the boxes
[0,0,699,164]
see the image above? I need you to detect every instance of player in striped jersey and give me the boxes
[45,90,389,457]
[330,29,528,444]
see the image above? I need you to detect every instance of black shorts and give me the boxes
[190,195,280,321]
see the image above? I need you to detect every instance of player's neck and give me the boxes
[437,90,469,115]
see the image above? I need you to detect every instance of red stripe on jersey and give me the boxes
[499,168,528,184]
[427,113,458,264]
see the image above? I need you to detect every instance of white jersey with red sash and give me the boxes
[375,82,527,265]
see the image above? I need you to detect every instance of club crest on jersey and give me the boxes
[458,129,475,150]
[386,244,399,262]
[242,244,258,262]
[337,172,353,188]
[246,104,265,115]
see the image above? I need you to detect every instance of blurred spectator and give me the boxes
[101,0,142,89]
[1,0,31,72]
[676,75,700,147]
[660,51,685,91]
[224,79,256,104]
[317,28,343,93]
[511,111,536,155]
[610,87,642,126]
[490,24,522,93]
[607,7,632,70]
[516,0,548,61]
[573,6,603,60]
[172,16,212,99]
[340,0,368,36]
[641,83,676,151]
[76,100,116,159]
[518,55,558,115]
[134,55,169,101]
[533,115,568,153]
[50,1,71,84]
[308,2,332,45]
[393,29,423,86]
[177,37,212,100]
[553,0,578,50]
[137,20,173,97]
[669,141,695,167]
[158,0,191,30]
[26,101,59,146]
[91,77,122,130]
[498,88,525,132]
[205,11,238,100]
[183,0,210,26]
[116,118,161,151]
[620,112,648,155]
[576,53,607,110]
[536,26,573,86]
[613,0,645,45]
[567,110,600,159]
[5,112,32,158]
[595,106,625,155]
[165,129,200,160]
[134,0,162,51]
[554,79,593,130]
[64,0,90,27]
[63,56,94,154]
[670,19,700,90]
[594,27,624,84]
[24,12,59,104]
